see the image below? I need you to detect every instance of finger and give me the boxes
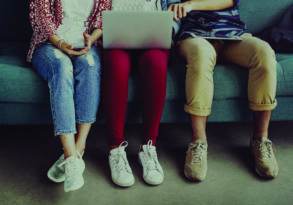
[63,43,74,50]
[168,4,174,12]
[64,49,73,56]
[79,47,90,54]
[83,32,91,39]
[86,39,91,48]
[64,48,79,56]
[86,44,91,50]
[173,5,179,21]
[83,33,91,44]
[71,49,88,56]
[182,6,187,17]
[177,5,183,19]
[84,33,93,47]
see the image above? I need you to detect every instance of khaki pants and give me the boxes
[178,34,277,116]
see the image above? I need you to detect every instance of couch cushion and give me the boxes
[276,53,293,62]
[0,63,179,103]
[0,64,49,103]
[1,43,293,103]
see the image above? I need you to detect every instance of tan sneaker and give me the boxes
[251,138,279,179]
[184,141,208,182]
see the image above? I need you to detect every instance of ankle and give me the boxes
[192,136,207,144]
[253,133,269,141]
[110,144,120,151]
[64,152,77,159]
[76,147,85,155]
[144,140,156,145]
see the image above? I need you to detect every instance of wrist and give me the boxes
[90,34,97,43]
[57,39,65,49]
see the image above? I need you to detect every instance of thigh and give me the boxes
[72,47,102,73]
[221,34,273,69]
[32,43,72,81]
[103,49,132,70]
[138,49,169,60]
[103,49,133,84]
[137,49,169,68]
[178,37,220,60]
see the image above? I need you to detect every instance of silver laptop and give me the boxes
[102,11,173,49]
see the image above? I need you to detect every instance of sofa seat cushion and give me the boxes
[0,64,49,103]
[276,53,293,62]
[1,43,293,104]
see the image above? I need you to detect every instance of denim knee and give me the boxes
[73,47,102,124]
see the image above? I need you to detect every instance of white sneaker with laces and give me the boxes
[139,140,164,185]
[47,154,66,183]
[109,141,135,187]
[58,156,84,192]
[47,152,85,183]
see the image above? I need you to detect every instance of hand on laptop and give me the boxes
[168,3,192,21]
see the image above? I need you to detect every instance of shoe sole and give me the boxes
[113,179,135,188]
[47,159,86,183]
[64,180,85,192]
[254,166,278,179]
[138,154,164,186]
[183,166,206,182]
[144,179,163,186]
[250,145,278,179]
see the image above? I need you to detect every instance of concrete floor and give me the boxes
[0,122,293,205]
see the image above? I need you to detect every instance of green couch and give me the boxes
[1,0,293,124]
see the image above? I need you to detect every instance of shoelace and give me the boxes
[190,143,206,164]
[257,140,273,160]
[112,141,131,173]
[57,151,83,168]
[76,151,83,159]
[144,140,160,172]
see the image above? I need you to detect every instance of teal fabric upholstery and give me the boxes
[1,0,293,124]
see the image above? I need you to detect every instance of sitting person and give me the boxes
[28,0,111,192]
[168,0,279,181]
[103,0,180,187]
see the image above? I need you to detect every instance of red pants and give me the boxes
[103,49,169,147]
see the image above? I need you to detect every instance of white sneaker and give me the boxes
[109,141,135,187]
[59,156,84,192]
[76,151,86,174]
[139,140,164,185]
[47,155,66,183]
[47,152,85,183]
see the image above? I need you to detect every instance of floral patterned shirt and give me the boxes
[27,0,111,62]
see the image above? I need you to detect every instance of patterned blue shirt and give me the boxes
[178,0,247,40]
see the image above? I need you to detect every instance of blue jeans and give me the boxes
[32,43,102,136]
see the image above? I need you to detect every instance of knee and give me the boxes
[180,38,217,71]
[76,52,99,67]
[51,51,74,82]
[140,49,169,73]
[75,52,101,75]
[251,40,277,74]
